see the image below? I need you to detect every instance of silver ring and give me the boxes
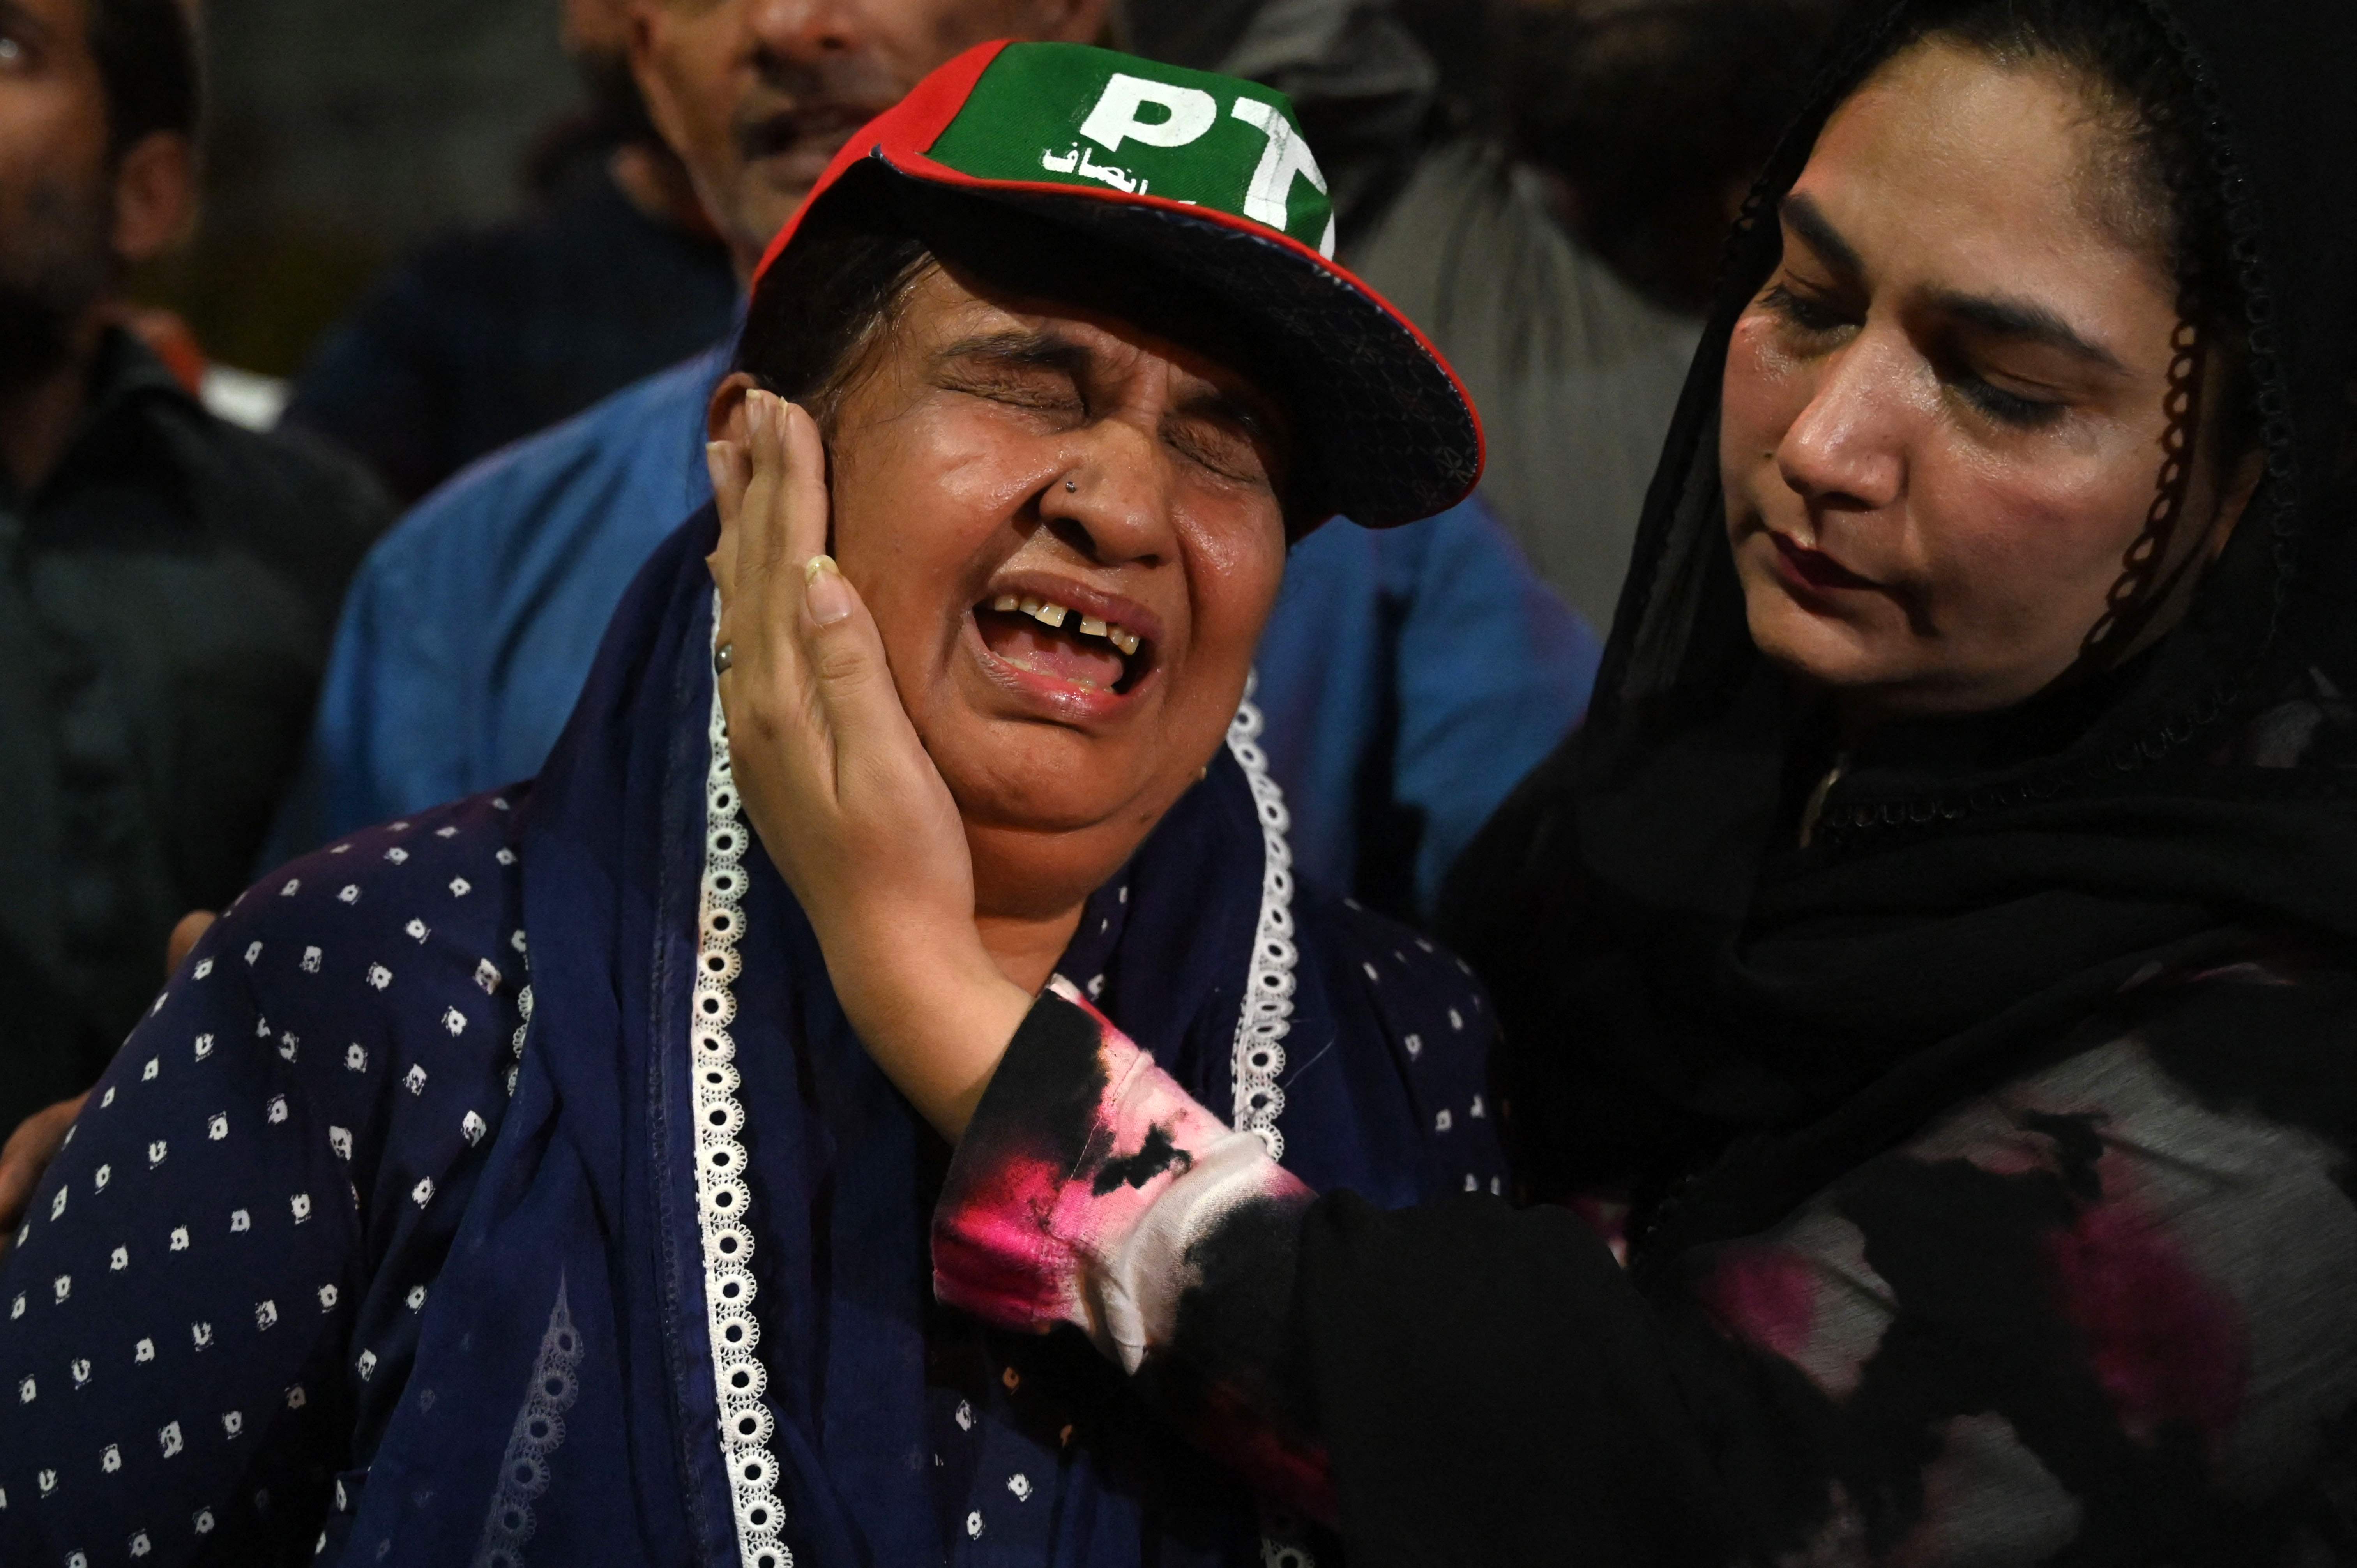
[714,641,735,675]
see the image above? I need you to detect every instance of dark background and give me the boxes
[132,0,581,376]
[133,0,1497,380]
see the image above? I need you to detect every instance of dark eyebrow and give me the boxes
[1782,192,2128,374]
[1925,290,2127,373]
[933,330,1092,376]
[1778,192,1865,281]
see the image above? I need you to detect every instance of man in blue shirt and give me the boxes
[271,0,1600,918]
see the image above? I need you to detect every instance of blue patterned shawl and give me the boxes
[347,508,1497,1566]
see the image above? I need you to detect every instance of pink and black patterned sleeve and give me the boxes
[938,965,2357,1564]
[933,978,1335,1517]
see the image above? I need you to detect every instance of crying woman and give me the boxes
[0,45,1499,1568]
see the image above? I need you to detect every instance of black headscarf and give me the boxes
[1440,0,2357,1254]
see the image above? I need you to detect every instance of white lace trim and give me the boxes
[684,652,1295,1566]
[1223,679,1297,1162]
[1261,1530,1316,1568]
[693,652,793,1568]
[473,1277,584,1568]
[1229,679,1311,1566]
[506,985,532,1098]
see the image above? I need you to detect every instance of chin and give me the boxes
[937,747,1148,838]
[1742,581,1896,694]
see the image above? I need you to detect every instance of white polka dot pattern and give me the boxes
[0,789,530,1563]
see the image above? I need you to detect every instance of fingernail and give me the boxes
[804,554,851,625]
[705,441,730,493]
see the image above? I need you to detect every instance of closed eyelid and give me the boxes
[934,330,1093,379]
[1162,405,1283,487]
[1926,293,2129,376]
[1779,193,1866,281]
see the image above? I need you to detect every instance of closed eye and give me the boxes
[1162,413,1277,489]
[1760,281,1857,339]
[938,363,1087,422]
[935,334,1092,421]
[1944,363,2067,430]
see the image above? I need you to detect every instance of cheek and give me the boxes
[1720,313,1811,507]
[0,93,106,208]
[832,416,1040,671]
[1916,442,2157,625]
[1180,507,1288,673]
[654,34,737,151]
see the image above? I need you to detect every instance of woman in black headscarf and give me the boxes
[714,0,2357,1560]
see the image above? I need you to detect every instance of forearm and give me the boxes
[933,982,1335,1515]
[822,930,1033,1141]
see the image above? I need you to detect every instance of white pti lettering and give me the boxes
[1227,98,1334,255]
[1079,72,1217,153]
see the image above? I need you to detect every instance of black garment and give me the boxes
[282,160,737,504]
[1442,0,2357,1247]
[0,330,391,1135]
[1315,0,2357,1557]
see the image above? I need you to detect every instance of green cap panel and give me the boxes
[925,42,1337,257]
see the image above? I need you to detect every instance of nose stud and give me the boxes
[1064,478,1079,493]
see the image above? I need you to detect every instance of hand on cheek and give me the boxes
[706,391,1033,1139]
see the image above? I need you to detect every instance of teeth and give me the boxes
[986,593,1142,658]
[1007,595,1070,629]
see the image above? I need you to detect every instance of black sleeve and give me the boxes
[1302,1191,1731,1568]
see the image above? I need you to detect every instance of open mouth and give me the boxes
[974,592,1152,696]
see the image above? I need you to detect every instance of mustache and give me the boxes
[731,59,899,161]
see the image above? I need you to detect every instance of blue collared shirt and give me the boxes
[274,348,1598,914]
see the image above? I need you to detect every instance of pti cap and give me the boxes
[753,41,1484,528]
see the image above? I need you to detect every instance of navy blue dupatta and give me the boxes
[342,507,1493,1567]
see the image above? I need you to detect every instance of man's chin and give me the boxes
[743,145,850,211]
[0,284,83,396]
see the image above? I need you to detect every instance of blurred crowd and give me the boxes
[0,0,1840,1158]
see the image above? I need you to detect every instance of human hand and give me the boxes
[0,1093,86,1261]
[167,909,217,973]
[707,391,1032,1137]
[0,909,213,1261]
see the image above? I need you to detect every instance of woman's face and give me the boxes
[1721,41,2239,723]
[724,262,1291,907]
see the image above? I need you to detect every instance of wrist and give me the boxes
[824,913,1034,1140]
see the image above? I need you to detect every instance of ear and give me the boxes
[112,131,198,265]
[562,0,634,56]
[626,2,689,158]
[1047,0,1115,45]
[709,371,761,443]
